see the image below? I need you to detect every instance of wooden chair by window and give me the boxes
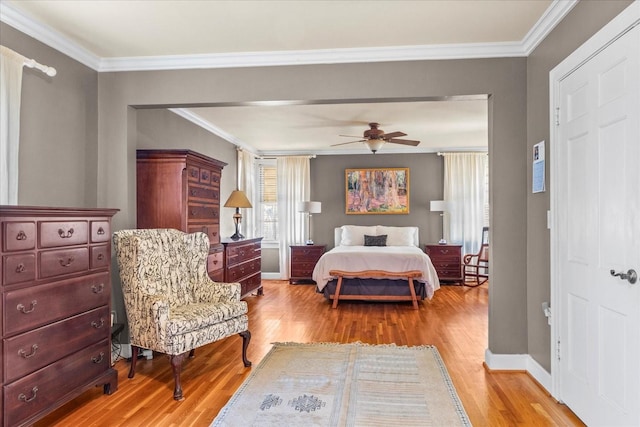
[463,227,489,287]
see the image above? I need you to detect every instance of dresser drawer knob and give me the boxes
[16,263,25,273]
[58,227,74,238]
[59,256,75,267]
[97,227,105,235]
[97,253,105,261]
[16,230,27,240]
[17,300,37,314]
[91,318,105,329]
[18,386,38,403]
[18,344,39,359]
[91,283,105,293]
[92,352,105,364]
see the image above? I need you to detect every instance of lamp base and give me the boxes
[305,239,314,245]
[230,232,244,241]
[438,238,447,245]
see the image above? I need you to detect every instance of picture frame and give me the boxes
[345,168,409,214]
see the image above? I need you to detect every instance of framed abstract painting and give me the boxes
[345,168,409,214]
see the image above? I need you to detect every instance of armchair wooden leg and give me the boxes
[189,349,195,358]
[170,352,188,401]
[239,330,252,367]
[128,345,139,379]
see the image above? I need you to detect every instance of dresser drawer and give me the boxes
[3,254,36,286]
[90,245,109,269]
[39,221,88,248]
[187,165,200,182]
[207,251,224,273]
[187,184,220,203]
[187,204,219,221]
[187,224,220,245]
[4,273,110,336]
[4,339,111,427]
[240,273,261,297]
[39,247,89,279]
[3,221,36,252]
[226,258,261,282]
[3,306,110,383]
[291,262,318,277]
[90,221,110,243]
[226,243,261,265]
[291,247,324,262]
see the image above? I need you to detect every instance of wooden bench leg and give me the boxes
[332,275,344,309]
[408,277,418,310]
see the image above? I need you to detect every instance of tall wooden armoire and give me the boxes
[136,149,227,281]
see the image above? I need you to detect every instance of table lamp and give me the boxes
[224,190,252,240]
[297,201,321,245]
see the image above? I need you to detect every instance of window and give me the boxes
[257,160,278,242]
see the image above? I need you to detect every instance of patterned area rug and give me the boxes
[212,342,471,426]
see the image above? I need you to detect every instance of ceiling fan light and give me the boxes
[366,140,385,153]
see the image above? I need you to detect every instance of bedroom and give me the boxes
[1,1,636,425]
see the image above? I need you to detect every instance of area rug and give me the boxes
[212,342,471,426]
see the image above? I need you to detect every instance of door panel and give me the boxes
[557,21,639,426]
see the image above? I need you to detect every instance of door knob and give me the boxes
[609,269,638,284]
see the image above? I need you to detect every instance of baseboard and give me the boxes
[261,272,282,280]
[484,349,552,393]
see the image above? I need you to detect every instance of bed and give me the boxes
[312,225,440,307]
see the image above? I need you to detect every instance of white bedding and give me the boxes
[312,245,441,299]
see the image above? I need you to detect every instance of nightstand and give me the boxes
[425,244,463,283]
[290,245,326,284]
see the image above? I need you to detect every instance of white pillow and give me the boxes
[340,225,377,246]
[376,226,417,246]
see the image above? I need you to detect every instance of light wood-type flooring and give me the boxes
[36,280,584,426]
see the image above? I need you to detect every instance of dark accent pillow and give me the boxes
[364,234,387,246]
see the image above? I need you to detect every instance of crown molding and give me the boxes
[522,0,579,55]
[168,108,254,153]
[98,41,526,72]
[2,0,576,72]
[0,1,100,69]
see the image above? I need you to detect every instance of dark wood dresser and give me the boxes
[1,206,118,427]
[289,245,325,284]
[425,244,463,283]
[222,237,263,298]
[136,149,227,281]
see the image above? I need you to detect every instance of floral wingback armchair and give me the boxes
[113,228,251,401]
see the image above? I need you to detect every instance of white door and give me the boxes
[553,10,639,427]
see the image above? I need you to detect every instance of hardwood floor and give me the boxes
[36,280,584,426]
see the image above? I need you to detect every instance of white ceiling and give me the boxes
[1,0,574,155]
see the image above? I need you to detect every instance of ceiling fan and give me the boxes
[331,122,420,154]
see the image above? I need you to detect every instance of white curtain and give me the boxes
[0,46,26,205]
[238,149,256,238]
[444,153,488,255]
[277,156,310,279]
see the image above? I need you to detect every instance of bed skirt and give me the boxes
[320,278,426,300]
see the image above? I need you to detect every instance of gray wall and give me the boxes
[525,0,632,371]
[311,153,444,249]
[2,0,632,370]
[1,23,99,207]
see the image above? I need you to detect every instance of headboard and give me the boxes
[334,226,419,247]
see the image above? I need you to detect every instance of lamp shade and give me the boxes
[224,190,252,208]
[430,200,448,212]
[297,201,321,214]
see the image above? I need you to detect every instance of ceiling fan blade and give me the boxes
[382,131,407,139]
[339,134,365,138]
[331,139,366,147]
[388,138,420,146]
